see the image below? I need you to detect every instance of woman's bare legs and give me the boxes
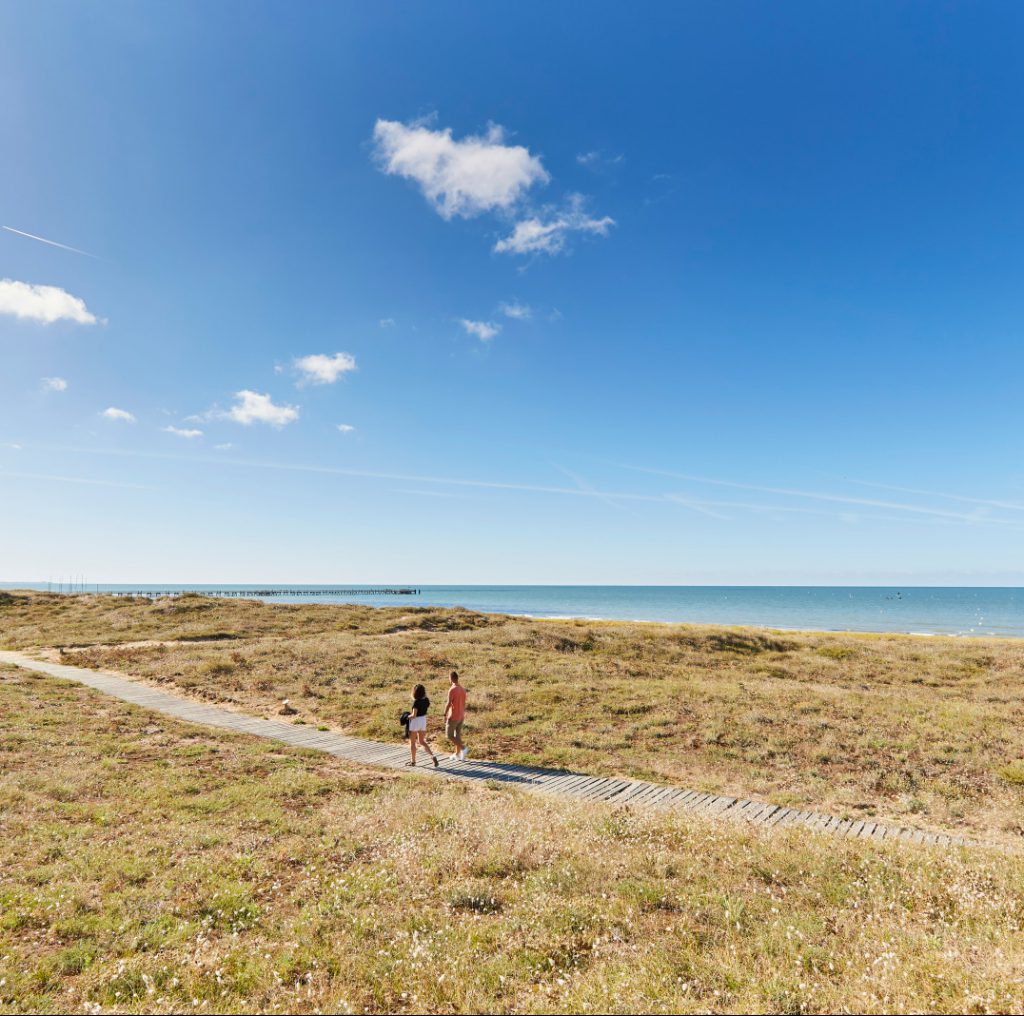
[418,731,438,766]
[408,730,417,765]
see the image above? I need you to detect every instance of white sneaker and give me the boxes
[459,748,469,761]
[450,753,459,761]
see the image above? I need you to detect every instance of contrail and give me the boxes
[552,462,636,514]
[2,225,98,258]
[613,462,1024,528]
[838,475,1024,513]
[28,442,1024,531]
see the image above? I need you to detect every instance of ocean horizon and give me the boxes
[4,584,1022,638]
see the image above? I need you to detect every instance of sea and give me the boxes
[4,584,1023,638]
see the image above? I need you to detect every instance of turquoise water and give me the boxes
[5,584,1022,637]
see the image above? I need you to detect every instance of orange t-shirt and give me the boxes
[447,684,467,722]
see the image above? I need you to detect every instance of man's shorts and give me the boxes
[445,718,464,741]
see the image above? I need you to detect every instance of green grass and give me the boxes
[2,664,1024,1014]
[999,763,1024,786]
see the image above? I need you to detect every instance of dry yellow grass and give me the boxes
[4,590,1024,846]
[2,662,1023,1014]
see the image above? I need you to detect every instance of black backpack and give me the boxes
[399,710,411,739]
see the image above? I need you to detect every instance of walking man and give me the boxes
[444,670,468,761]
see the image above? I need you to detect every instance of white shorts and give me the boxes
[408,715,427,733]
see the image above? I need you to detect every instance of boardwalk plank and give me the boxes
[637,786,679,807]
[682,793,715,812]
[651,787,691,808]
[740,801,770,822]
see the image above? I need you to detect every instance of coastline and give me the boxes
[3,583,1023,640]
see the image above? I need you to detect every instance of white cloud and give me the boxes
[41,376,68,392]
[460,319,500,341]
[499,301,531,320]
[0,279,98,325]
[224,390,299,427]
[372,118,549,220]
[163,425,203,439]
[379,317,395,328]
[336,423,356,434]
[101,407,135,423]
[214,442,234,451]
[494,195,615,256]
[576,150,624,170]
[294,352,357,386]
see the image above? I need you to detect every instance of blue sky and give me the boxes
[2,1,1023,584]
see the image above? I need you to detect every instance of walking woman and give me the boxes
[406,683,439,767]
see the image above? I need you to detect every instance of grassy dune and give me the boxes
[3,590,1024,846]
[2,663,1024,1014]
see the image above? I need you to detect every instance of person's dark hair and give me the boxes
[413,683,426,700]
[450,671,459,682]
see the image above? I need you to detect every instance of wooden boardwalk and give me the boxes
[0,650,969,850]
[102,587,421,598]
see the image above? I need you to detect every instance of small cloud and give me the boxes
[494,195,614,257]
[214,442,234,451]
[460,318,500,342]
[6,442,23,450]
[41,376,68,392]
[0,279,98,325]
[644,173,677,207]
[101,407,135,423]
[372,117,549,220]
[576,150,624,171]
[224,390,299,427]
[499,301,531,320]
[379,317,396,328]
[162,425,203,439]
[294,352,357,386]
[336,423,356,434]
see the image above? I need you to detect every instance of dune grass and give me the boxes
[3,590,1024,846]
[2,663,1024,1014]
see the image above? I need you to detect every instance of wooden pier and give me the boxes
[104,587,421,599]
